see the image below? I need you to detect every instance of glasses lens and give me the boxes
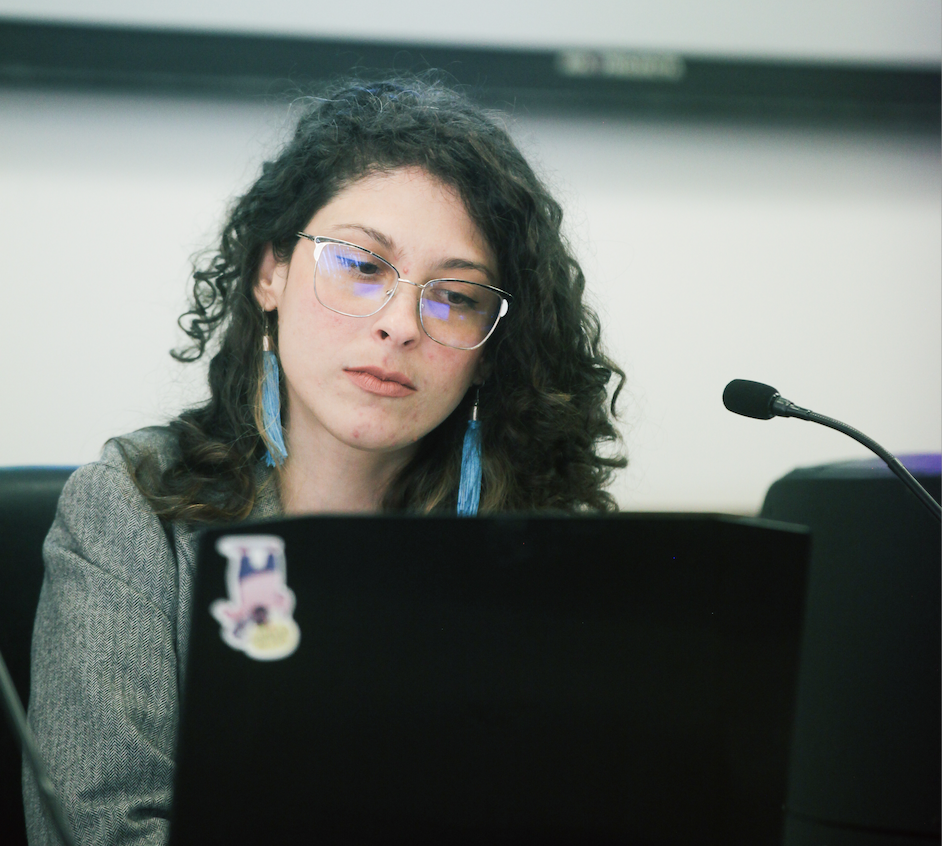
[421,280,504,349]
[314,242,397,316]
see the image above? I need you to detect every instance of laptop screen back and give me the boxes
[170,513,809,845]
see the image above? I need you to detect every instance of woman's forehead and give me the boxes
[303,167,497,278]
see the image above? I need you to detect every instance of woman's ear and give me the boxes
[255,243,286,311]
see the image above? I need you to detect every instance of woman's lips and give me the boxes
[344,367,417,398]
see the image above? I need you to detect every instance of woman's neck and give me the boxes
[276,426,416,515]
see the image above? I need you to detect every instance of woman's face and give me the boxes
[255,167,494,461]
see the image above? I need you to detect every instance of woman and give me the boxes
[24,76,626,845]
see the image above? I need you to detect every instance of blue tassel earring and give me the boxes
[457,388,482,517]
[261,333,288,467]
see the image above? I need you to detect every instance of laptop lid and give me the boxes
[170,513,809,845]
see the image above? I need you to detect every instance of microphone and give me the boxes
[722,379,815,421]
[723,379,941,522]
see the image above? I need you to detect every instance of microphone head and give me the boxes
[723,379,781,420]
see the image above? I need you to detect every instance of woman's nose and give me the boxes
[371,279,423,346]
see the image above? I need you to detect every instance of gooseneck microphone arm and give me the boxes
[723,379,941,522]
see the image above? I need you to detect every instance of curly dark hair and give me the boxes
[131,74,627,522]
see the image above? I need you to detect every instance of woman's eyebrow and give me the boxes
[439,257,495,283]
[328,223,394,252]
[328,222,495,281]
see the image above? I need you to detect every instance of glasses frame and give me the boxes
[296,233,512,351]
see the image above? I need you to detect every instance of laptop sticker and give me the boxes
[211,534,300,660]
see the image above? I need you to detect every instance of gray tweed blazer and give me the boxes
[23,428,280,845]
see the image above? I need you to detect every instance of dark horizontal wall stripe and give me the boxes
[1,18,939,124]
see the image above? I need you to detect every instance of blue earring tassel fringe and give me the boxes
[261,350,288,467]
[457,419,482,517]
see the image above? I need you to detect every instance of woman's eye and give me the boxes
[341,257,381,276]
[445,291,476,308]
[428,283,482,310]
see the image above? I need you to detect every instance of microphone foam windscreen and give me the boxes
[723,379,779,419]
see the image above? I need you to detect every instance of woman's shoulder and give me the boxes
[52,425,180,520]
[53,426,179,536]
[44,426,192,624]
[99,424,180,473]
[59,424,278,539]
[55,426,174,501]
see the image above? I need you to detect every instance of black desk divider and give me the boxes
[762,458,941,846]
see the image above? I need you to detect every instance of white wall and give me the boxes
[1,86,939,513]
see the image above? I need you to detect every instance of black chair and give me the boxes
[0,467,75,846]
[761,455,941,846]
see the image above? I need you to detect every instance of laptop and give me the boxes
[169,513,809,845]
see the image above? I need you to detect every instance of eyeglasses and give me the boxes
[296,234,512,350]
